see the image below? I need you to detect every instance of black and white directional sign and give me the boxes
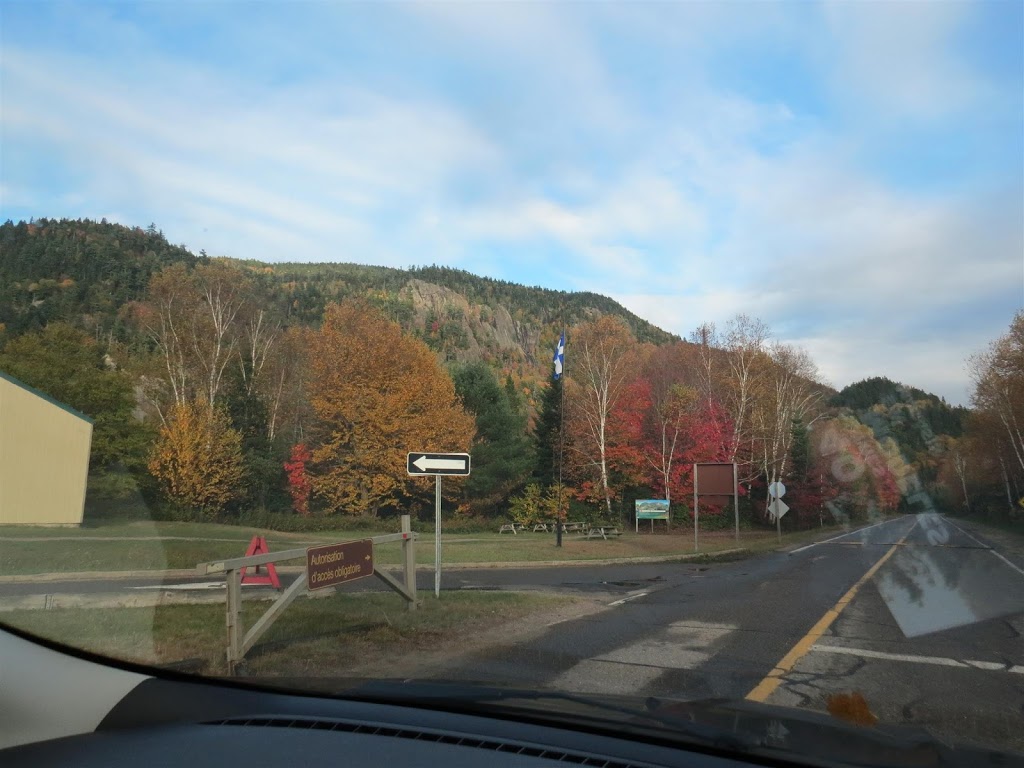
[407,452,471,476]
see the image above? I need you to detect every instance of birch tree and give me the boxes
[568,316,639,519]
[642,343,698,506]
[722,314,771,480]
[969,311,1024,476]
[754,342,824,513]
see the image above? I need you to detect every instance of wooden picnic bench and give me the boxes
[532,523,551,532]
[585,525,623,540]
[498,523,527,534]
[561,521,587,533]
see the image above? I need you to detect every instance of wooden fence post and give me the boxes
[402,514,417,611]
[225,568,242,674]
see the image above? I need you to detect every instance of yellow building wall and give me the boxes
[0,375,93,526]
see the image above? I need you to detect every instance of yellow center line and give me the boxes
[745,518,917,703]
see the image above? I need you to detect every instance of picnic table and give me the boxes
[561,521,587,533]
[532,523,551,532]
[585,525,623,540]
[498,523,527,534]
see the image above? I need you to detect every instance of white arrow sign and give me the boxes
[407,452,471,476]
[768,498,790,520]
[414,456,464,471]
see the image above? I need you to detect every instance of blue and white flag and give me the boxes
[552,331,565,380]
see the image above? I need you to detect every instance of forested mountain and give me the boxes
[0,218,201,338]
[828,376,968,503]
[1,216,996,531]
[0,218,674,377]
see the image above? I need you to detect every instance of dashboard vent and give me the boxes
[208,716,646,767]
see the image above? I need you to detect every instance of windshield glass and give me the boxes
[2,0,1023,762]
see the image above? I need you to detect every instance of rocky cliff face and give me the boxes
[402,278,544,366]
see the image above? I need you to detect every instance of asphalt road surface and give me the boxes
[425,514,1024,753]
[3,514,1022,753]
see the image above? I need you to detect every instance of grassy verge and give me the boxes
[0,520,364,541]
[1,590,566,677]
[0,521,851,575]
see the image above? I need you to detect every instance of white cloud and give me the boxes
[1,46,503,264]
[819,0,983,120]
[797,333,981,406]
[1,2,1018,406]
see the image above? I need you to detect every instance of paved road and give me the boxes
[4,514,1022,753]
[421,514,1024,754]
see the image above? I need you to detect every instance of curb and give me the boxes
[0,548,753,583]
[412,548,752,571]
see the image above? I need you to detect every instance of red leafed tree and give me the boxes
[786,452,841,528]
[284,443,312,516]
[605,377,652,491]
[815,416,904,520]
[636,344,698,507]
[663,399,736,515]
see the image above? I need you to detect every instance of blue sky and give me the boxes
[2,1,1022,405]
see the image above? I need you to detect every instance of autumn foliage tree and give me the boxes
[638,343,699,506]
[814,415,903,522]
[283,443,312,516]
[306,301,475,516]
[566,316,641,520]
[963,311,1024,520]
[147,398,244,514]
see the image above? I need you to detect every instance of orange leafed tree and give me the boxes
[306,301,475,516]
[148,398,245,513]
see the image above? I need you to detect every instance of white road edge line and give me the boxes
[789,516,906,555]
[942,517,1024,580]
[608,591,649,607]
[810,644,1024,673]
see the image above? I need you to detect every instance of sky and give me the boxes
[1,1,1022,405]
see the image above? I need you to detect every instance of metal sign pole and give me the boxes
[733,462,739,544]
[435,474,442,598]
[693,464,699,553]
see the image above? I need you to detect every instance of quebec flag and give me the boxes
[552,332,565,380]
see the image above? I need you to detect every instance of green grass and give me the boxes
[0,518,853,575]
[1,591,568,677]
[0,519,376,541]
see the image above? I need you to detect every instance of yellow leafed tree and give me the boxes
[148,399,245,514]
[307,301,475,516]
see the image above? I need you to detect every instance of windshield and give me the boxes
[1,0,1023,763]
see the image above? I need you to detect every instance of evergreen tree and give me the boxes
[0,323,153,498]
[790,420,811,479]
[452,362,534,511]
[222,369,287,513]
[533,378,563,488]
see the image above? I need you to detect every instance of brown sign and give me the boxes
[694,463,736,496]
[306,539,374,591]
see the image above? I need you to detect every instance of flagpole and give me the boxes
[556,327,565,548]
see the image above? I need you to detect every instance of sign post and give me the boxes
[635,499,670,533]
[198,521,419,674]
[693,463,739,552]
[306,539,373,591]
[435,475,441,598]
[733,463,739,544]
[768,481,788,541]
[407,452,471,599]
